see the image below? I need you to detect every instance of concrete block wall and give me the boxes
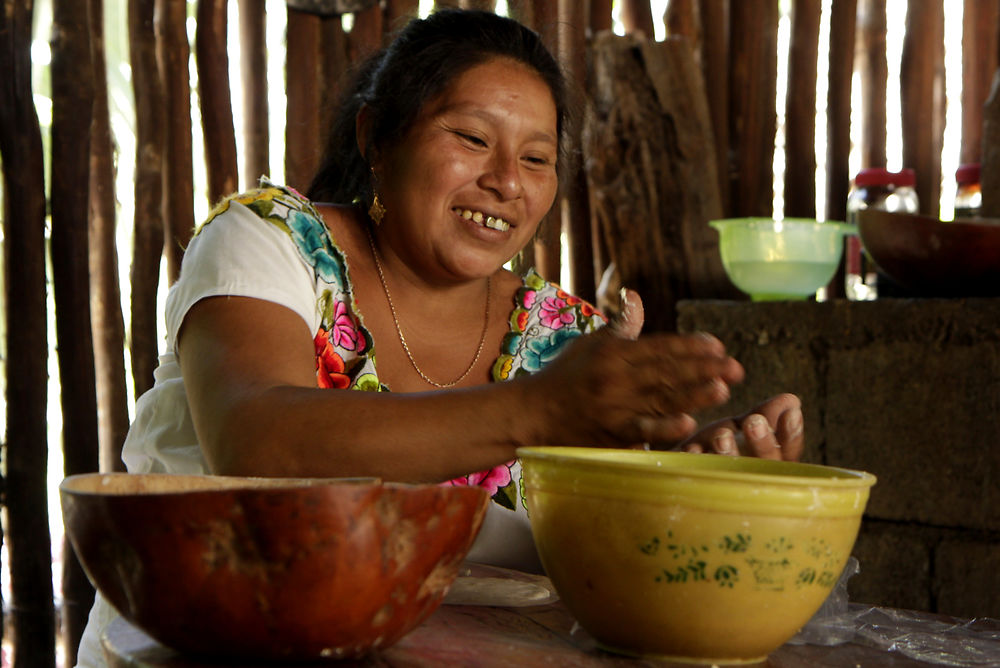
[677,298,1000,619]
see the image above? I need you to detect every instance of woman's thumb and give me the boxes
[608,287,644,340]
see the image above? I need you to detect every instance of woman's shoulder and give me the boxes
[493,268,607,380]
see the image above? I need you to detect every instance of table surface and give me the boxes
[102,600,979,668]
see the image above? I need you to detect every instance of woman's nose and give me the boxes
[480,151,523,200]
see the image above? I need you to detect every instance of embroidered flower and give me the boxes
[539,296,576,330]
[329,300,364,353]
[286,210,345,284]
[521,328,581,372]
[521,289,537,309]
[447,462,514,497]
[314,329,351,389]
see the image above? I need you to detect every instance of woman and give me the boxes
[76,9,802,666]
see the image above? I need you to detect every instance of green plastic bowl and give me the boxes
[710,218,852,301]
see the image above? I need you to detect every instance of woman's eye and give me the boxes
[457,132,487,147]
[524,155,553,167]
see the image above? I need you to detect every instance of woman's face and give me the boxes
[373,57,560,282]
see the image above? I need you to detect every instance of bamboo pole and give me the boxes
[88,0,130,475]
[783,0,821,218]
[129,0,166,400]
[158,0,195,282]
[196,0,239,205]
[961,0,999,165]
[0,2,57,665]
[857,0,888,169]
[900,0,945,217]
[286,8,322,192]
[240,0,270,188]
[728,0,778,218]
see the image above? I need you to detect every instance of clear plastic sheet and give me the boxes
[790,557,1000,666]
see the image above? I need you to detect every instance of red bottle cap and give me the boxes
[955,163,980,185]
[853,167,916,188]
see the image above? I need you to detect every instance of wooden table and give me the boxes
[102,599,991,667]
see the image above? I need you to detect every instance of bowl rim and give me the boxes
[516,447,876,489]
[709,217,852,233]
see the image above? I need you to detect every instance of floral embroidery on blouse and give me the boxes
[203,180,606,512]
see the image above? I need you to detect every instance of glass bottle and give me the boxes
[953,163,981,219]
[845,168,919,300]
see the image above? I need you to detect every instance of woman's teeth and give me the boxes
[457,208,509,232]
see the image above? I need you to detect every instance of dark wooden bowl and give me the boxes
[60,473,488,661]
[857,209,1000,297]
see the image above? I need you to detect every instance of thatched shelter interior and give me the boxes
[1,0,998,665]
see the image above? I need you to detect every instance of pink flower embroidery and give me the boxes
[540,296,575,330]
[521,289,537,309]
[330,300,364,353]
[446,463,513,497]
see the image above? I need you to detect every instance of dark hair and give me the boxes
[306,9,569,204]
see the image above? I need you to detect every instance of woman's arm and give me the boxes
[178,293,746,482]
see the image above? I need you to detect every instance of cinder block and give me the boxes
[849,524,931,612]
[934,540,1000,619]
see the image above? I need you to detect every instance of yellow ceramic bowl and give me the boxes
[518,448,875,665]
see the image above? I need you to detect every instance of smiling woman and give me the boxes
[73,9,804,667]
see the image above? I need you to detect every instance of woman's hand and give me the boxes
[527,289,745,448]
[677,393,804,461]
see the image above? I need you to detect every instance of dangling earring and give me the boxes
[368,168,385,225]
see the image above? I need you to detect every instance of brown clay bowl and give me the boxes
[857,209,1000,297]
[60,473,488,661]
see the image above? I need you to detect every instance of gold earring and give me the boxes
[368,191,386,225]
[368,167,385,225]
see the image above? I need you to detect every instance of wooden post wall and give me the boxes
[196,0,239,205]
[783,0,821,219]
[51,0,101,660]
[857,0,888,169]
[286,8,323,193]
[88,0,130,476]
[901,0,945,217]
[240,0,270,188]
[1,1,57,664]
[728,0,778,218]
[960,0,999,165]
[129,0,166,400]
[158,0,195,283]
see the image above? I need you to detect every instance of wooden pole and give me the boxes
[559,0,595,300]
[664,0,700,48]
[900,0,945,217]
[530,0,561,282]
[824,0,856,226]
[621,0,655,40]
[0,1,56,664]
[88,0,130,475]
[158,0,195,282]
[196,0,239,205]
[590,0,613,34]
[698,0,729,215]
[857,0,888,169]
[783,0,821,219]
[728,0,778,218]
[240,0,270,188]
[286,8,322,192]
[961,0,999,165]
[129,0,166,400]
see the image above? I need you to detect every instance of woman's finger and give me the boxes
[775,406,805,461]
[741,413,783,460]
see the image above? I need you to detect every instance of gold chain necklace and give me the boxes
[366,227,491,389]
